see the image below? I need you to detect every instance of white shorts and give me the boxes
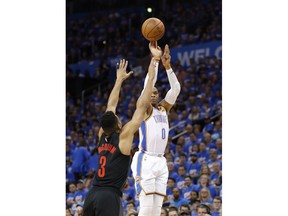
[131,151,168,196]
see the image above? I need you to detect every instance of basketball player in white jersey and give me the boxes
[131,42,181,216]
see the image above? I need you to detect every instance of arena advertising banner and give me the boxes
[170,41,222,68]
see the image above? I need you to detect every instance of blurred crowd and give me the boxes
[66,0,222,215]
[66,0,221,65]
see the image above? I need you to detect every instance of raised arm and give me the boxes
[119,58,157,155]
[98,59,132,138]
[159,44,181,112]
[106,59,133,113]
[141,41,162,115]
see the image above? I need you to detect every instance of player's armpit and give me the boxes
[119,106,147,155]
[159,99,173,113]
[98,127,104,138]
[119,121,140,155]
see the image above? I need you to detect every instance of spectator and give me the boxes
[168,206,179,216]
[199,164,211,178]
[191,199,201,216]
[176,165,187,190]
[74,179,89,204]
[178,204,191,215]
[211,196,222,216]
[215,139,222,160]
[182,176,198,201]
[187,152,202,182]
[198,142,209,164]
[71,140,90,180]
[170,188,189,208]
[66,207,72,216]
[87,135,96,152]
[85,148,99,174]
[210,162,222,187]
[125,200,137,216]
[197,203,212,216]
[166,177,176,201]
[167,162,178,180]
[190,190,199,205]
[199,187,213,205]
[74,202,84,216]
[203,132,216,150]
[175,153,190,171]
[198,174,217,198]
[66,182,77,208]
[183,133,198,154]
[161,207,168,216]
[207,149,222,173]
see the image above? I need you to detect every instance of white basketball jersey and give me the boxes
[138,106,169,154]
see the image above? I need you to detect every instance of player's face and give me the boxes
[151,87,159,106]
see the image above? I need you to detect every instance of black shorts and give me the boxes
[83,187,123,216]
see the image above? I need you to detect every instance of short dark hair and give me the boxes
[100,111,118,133]
[197,204,211,215]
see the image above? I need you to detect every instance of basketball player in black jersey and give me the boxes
[83,54,158,216]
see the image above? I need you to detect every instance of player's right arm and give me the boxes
[141,41,162,116]
[119,58,157,155]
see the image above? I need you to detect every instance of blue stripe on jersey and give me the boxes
[140,121,147,151]
[136,152,144,194]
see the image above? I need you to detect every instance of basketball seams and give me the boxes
[146,22,164,39]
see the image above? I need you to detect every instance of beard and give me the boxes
[191,158,197,163]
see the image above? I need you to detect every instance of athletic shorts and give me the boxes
[131,151,168,196]
[83,187,123,216]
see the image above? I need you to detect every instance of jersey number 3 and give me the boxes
[98,156,107,177]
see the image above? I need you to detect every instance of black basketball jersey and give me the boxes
[93,131,130,193]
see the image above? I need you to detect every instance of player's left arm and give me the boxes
[106,59,133,113]
[159,44,181,112]
[98,59,133,138]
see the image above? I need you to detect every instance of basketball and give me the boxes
[141,17,165,41]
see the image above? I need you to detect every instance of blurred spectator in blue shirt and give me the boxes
[176,165,187,190]
[168,162,178,180]
[207,149,222,173]
[187,152,202,182]
[85,148,99,172]
[86,135,96,152]
[204,132,216,150]
[66,182,77,208]
[175,153,191,172]
[166,177,177,202]
[183,133,198,155]
[170,188,189,208]
[72,140,90,179]
[198,174,217,198]
[198,142,209,164]
[74,179,89,204]
[211,196,222,216]
[210,162,222,187]
[199,187,213,205]
[215,139,222,160]
[182,176,199,201]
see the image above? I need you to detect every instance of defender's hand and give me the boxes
[116,59,133,81]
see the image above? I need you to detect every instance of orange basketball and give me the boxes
[141,17,165,41]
